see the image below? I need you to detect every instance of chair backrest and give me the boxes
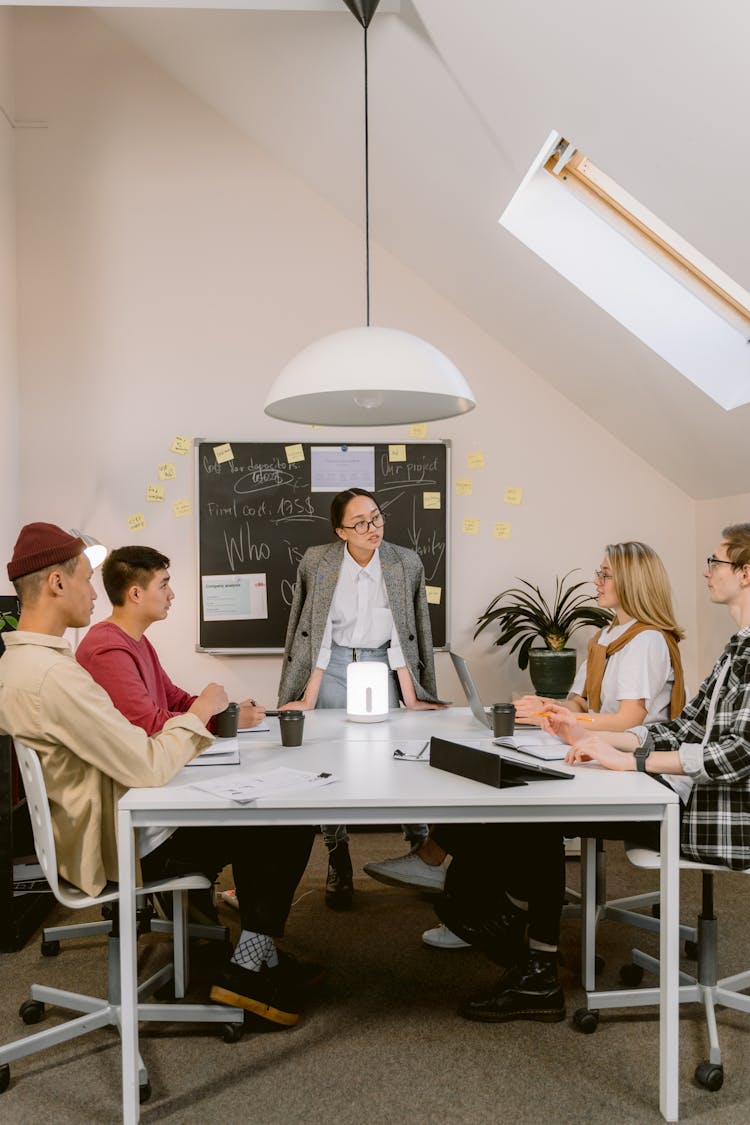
[13,739,99,909]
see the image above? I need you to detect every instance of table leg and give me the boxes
[659,802,680,1122]
[119,807,140,1124]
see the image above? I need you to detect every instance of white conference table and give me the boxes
[117,708,681,1123]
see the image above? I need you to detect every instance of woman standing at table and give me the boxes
[278,487,446,909]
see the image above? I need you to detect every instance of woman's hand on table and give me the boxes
[565,736,634,771]
[404,699,450,711]
[238,700,266,727]
[539,703,589,745]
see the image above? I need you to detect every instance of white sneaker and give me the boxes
[363,852,446,892]
[220,888,240,910]
[422,924,471,950]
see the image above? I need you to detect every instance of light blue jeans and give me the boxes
[318,642,429,851]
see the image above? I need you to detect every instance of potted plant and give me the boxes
[474,571,612,698]
[0,596,19,657]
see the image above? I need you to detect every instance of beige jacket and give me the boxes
[0,632,213,896]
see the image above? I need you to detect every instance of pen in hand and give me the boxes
[530,711,594,723]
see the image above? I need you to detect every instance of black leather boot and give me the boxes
[325,841,354,910]
[459,949,565,1023]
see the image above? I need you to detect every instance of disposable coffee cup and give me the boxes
[491,703,515,738]
[214,702,239,738]
[279,711,305,748]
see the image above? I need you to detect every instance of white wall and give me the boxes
[0,8,19,567]
[695,493,750,678]
[11,8,699,705]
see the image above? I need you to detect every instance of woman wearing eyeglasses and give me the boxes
[419,540,687,952]
[514,541,686,733]
[277,487,445,908]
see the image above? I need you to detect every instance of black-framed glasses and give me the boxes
[706,555,734,571]
[340,512,385,535]
[594,569,614,582]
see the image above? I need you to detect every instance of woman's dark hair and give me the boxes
[329,488,379,535]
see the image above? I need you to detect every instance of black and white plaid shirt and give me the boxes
[641,625,750,870]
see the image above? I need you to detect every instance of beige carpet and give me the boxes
[1,832,749,1124]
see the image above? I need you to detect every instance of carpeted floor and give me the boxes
[1,832,749,1124]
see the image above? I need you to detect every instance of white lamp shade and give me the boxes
[265,326,476,426]
[346,661,390,723]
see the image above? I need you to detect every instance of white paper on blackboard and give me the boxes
[310,446,375,492]
[202,574,268,621]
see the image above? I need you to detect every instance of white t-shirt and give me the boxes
[570,620,675,722]
[316,546,405,671]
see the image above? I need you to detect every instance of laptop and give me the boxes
[449,651,567,761]
[449,651,492,729]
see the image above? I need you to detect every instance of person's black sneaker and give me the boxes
[434,890,527,966]
[459,950,565,1023]
[210,961,300,1026]
[325,841,354,910]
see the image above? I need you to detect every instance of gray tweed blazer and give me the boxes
[277,539,438,706]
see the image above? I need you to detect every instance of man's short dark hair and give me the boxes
[13,556,80,607]
[722,524,750,570]
[102,546,170,606]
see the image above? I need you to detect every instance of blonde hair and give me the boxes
[604,541,684,641]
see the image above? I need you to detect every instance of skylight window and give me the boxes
[500,131,750,410]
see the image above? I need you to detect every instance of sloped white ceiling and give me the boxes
[17,0,750,497]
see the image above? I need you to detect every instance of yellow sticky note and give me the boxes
[494,522,512,540]
[146,484,165,502]
[128,513,146,531]
[425,585,442,605]
[410,423,427,439]
[467,451,485,469]
[285,443,305,464]
[158,462,176,481]
[171,436,191,456]
[389,444,407,462]
[173,499,192,518]
[213,443,234,464]
[462,518,480,535]
[423,492,441,510]
[504,486,523,505]
[455,478,473,496]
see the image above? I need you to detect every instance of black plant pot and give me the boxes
[528,648,577,700]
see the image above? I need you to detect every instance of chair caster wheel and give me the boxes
[222,1022,243,1043]
[139,1080,152,1103]
[19,999,45,1025]
[684,939,699,960]
[0,1064,10,1093]
[594,955,605,974]
[695,1061,723,1091]
[573,1007,599,1034]
[651,903,660,918]
[619,962,644,986]
[41,939,60,957]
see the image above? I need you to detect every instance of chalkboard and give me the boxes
[196,441,450,652]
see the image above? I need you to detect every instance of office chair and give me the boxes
[0,741,243,1101]
[572,843,750,1092]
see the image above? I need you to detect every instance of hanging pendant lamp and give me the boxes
[264,0,476,427]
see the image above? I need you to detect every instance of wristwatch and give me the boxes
[634,744,652,773]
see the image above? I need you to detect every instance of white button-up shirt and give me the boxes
[316,546,405,671]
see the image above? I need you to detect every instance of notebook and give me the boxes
[492,729,568,762]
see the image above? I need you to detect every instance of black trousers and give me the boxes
[141,825,314,938]
[432,818,665,948]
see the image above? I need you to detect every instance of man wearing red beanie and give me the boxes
[0,523,315,1028]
